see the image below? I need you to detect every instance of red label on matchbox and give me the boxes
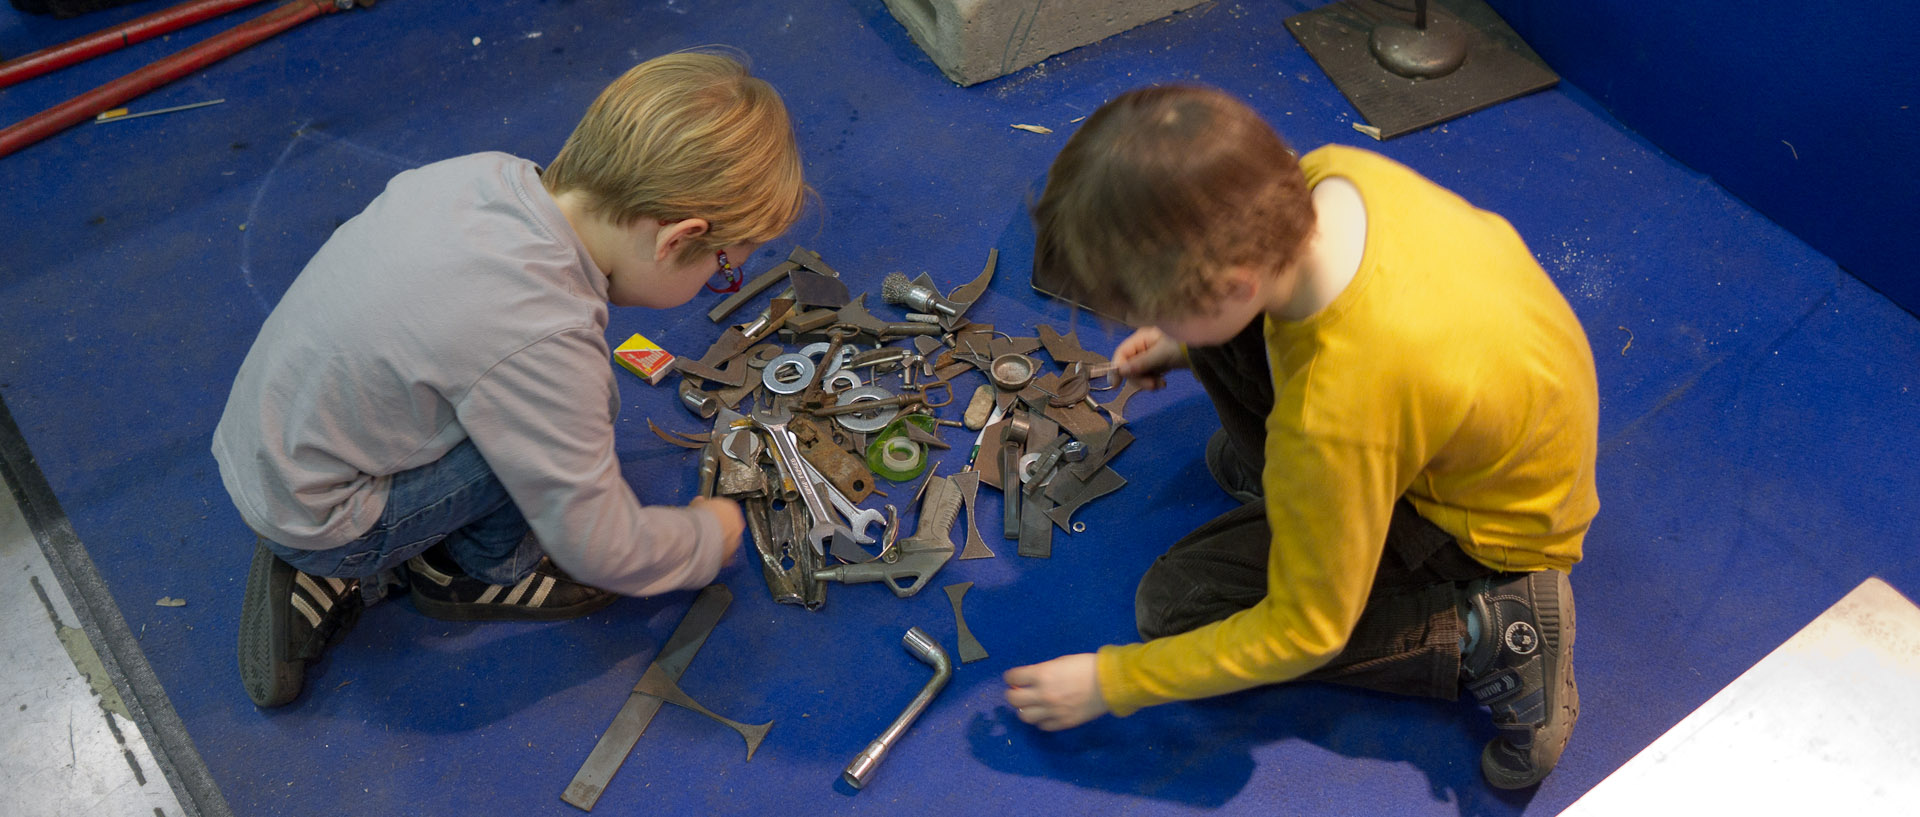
[613,333,675,385]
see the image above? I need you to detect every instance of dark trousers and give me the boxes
[1135,319,1498,701]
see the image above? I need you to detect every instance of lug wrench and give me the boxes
[842,627,952,790]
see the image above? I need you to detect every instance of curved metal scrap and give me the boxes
[648,418,710,450]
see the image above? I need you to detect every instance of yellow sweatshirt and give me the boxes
[1097,145,1600,717]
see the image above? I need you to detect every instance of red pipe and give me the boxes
[0,0,343,160]
[0,0,274,90]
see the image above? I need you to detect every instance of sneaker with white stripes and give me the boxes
[238,538,362,708]
[405,552,617,621]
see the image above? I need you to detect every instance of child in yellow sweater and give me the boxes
[1002,85,1598,789]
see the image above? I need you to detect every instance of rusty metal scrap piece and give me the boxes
[833,294,890,337]
[790,414,876,502]
[934,359,974,383]
[1099,379,1145,425]
[944,582,989,663]
[790,245,840,278]
[717,449,768,497]
[1044,400,1108,439]
[849,346,912,370]
[707,260,796,323]
[673,354,746,388]
[746,495,814,607]
[1069,425,1134,480]
[1036,324,1104,366]
[790,268,851,309]
[943,248,996,326]
[701,326,755,366]
[647,419,710,450]
[976,415,1010,491]
[948,470,992,561]
[1046,466,1127,533]
[785,307,840,335]
[989,335,1043,359]
[1030,370,1088,407]
[903,422,949,450]
[633,661,773,761]
[912,334,945,364]
[1018,488,1054,558]
[956,325,995,362]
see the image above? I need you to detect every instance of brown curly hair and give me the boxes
[1032,85,1315,324]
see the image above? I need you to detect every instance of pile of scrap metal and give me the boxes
[652,246,1141,609]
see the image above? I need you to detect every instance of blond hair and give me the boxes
[543,50,807,263]
[1033,85,1313,324]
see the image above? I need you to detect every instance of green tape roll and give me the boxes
[867,427,928,481]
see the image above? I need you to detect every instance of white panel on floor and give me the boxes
[1560,576,1920,817]
[0,483,186,817]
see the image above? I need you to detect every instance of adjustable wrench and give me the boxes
[752,408,854,557]
[797,456,884,544]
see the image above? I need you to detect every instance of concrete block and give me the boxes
[884,0,1208,86]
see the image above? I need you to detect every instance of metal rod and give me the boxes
[0,0,342,160]
[0,0,272,90]
[95,98,225,122]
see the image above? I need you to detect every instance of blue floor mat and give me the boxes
[3,1,1916,815]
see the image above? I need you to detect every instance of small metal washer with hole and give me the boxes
[832,386,900,433]
[762,353,816,394]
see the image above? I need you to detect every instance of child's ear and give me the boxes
[1228,266,1260,301]
[654,218,710,261]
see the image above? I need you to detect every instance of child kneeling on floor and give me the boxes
[215,51,802,708]
[1000,86,1598,789]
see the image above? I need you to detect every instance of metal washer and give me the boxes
[762,353,816,394]
[833,386,899,433]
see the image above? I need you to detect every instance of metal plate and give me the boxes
[1286,0,1558,140]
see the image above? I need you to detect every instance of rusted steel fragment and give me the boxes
[1046,466,1127,533]
[944,582,989,663]
[648,419,710,449]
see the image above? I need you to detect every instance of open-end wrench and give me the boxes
[752,407,854,557]
[796,456,884,544]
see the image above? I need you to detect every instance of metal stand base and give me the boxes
[1287,0,1558,140]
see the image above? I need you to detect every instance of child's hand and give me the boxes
[1111,327,1186,390]
[690,496,745,562]
[1003,653,1108,731]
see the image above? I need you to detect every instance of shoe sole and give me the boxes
[237,542,303,708]
[409,586,619,622]
[1481,570,1579,789]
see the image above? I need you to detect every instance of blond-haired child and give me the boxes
[218,51,803,708]
[1002,85,1597,789]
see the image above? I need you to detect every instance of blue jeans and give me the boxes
[263,440,545,592]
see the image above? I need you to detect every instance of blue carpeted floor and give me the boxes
[3,1,1916,815]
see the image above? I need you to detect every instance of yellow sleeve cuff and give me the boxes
[1096,642,1153,718]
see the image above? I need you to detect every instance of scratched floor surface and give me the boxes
[2,1,1917,815]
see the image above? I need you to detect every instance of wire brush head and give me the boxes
[881,272,915,304]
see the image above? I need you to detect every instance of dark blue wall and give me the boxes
[1485,0,1920,316]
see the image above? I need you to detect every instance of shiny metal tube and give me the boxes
[842,627,952,789]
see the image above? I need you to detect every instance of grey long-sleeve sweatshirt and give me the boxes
[212,152,724,596]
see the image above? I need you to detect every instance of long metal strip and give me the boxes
[562,584,733,811]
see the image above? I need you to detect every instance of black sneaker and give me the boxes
[238,538,363,708]
[1204,429,1263,504]
[1461,569,1579,789]
[405,552,618,621]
